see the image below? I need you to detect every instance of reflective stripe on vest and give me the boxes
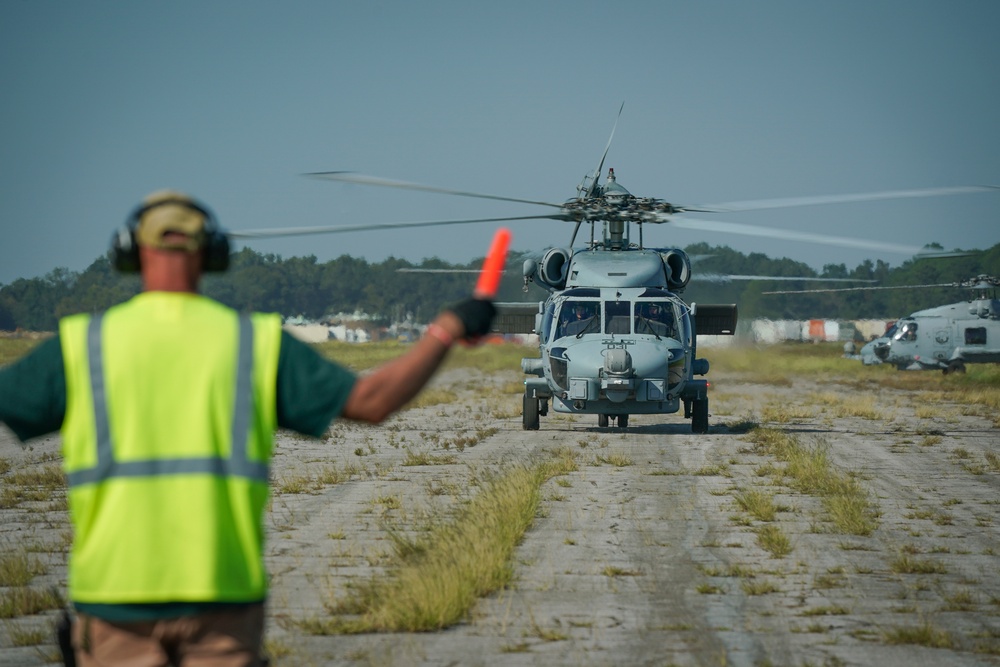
[65,313,269,487]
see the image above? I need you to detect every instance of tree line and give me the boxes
[1,243,997,332]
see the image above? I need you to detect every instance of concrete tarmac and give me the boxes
[1,362,998,666]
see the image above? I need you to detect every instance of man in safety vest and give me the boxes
[0,190,496,667]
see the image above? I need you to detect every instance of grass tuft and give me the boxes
[306,454,576,633]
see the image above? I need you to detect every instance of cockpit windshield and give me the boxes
[553,298,679,339]
[556,300,600,337]
[633,301,676,338]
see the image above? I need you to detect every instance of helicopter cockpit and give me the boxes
[549,291,682,342]
[893,320,918,342]
[634,301,676,338]
[556,300,600,337]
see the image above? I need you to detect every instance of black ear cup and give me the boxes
[110,198,230,273]
[202,231,230,273]
[110,223,141,273]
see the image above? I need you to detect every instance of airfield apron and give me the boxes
[59,292,282,605]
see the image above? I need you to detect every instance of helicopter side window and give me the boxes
[894,321,918,342]
[558,301,599,337]
[541,302,556,342]
[634,302,674,337]
[604,301,632,335]
[965,327,987,345]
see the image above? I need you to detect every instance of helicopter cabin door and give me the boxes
[926,318,952,364]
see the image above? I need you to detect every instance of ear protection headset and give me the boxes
[110,197,230,273]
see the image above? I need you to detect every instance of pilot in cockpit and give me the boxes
[558,301,597,337]
[636,302,674,337]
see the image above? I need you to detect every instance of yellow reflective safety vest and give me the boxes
[60,292,281,604]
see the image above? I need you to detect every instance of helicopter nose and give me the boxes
[873,340,890,361]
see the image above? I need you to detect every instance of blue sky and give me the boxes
[2,0,998,285]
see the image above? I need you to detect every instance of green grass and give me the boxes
[744,428,878,536]
[755,524,792,558]
[0,336,50,367]
[301,453,577,633]
[890,553,948,575]
[0,552,47,587]
[313,339,533,373]
[882,620,954,648]
[6,622,49,647]
[734,488,778,522]
[402,449,458,466]
[0,587,64,619]
[708,342,1000,418]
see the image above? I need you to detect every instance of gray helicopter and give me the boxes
[864,276,999,373]
[229,107,998,429]
[766,275,1000,374]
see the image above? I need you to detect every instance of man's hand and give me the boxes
[447,298,496,340]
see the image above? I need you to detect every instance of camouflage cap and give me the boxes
[135,190,207,252]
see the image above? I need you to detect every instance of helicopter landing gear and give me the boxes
[943,360,966,375]
[523,392,540,430]
[598,413,628,428]
[691,398,709,434]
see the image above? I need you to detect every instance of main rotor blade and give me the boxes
[690,185,1000,213]
[664,214,962,256]
[695,274,877,283]
[306,171,566,210]
[762,282,959,295]
[396,268,484,273]
[228,214,560,239]
[585,101,625,198]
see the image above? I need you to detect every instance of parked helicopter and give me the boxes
[230,107,998,430]
[766,275,1000,373]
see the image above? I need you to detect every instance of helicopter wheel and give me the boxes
[691,398,709,434]
[944,361,966,375]
[522,392,540,430]
[617,414,629,428]
[598,413,609,428]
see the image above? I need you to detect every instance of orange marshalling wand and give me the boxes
[473,228,511,298]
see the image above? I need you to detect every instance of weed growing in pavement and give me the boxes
[882,619,954,648]
[744,428,878,536]
[301,453,577,633]
[592,452,633,467]
[725,413,759,433]
[275,462,362,495]
[889,553,947,575]
[7,622,48,647]
[692,464,731,477]
[800,605,849,616]
[755,524,792,558]
[402,449,458,466]
[0,464,66,509]
[0,551,46,587]
[733,488,778,522]
[0,586,64,618]
[942,589,977,611]
[741,579,780,595]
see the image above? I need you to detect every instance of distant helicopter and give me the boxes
[768,275,1000,374]
[230,106,998,429]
